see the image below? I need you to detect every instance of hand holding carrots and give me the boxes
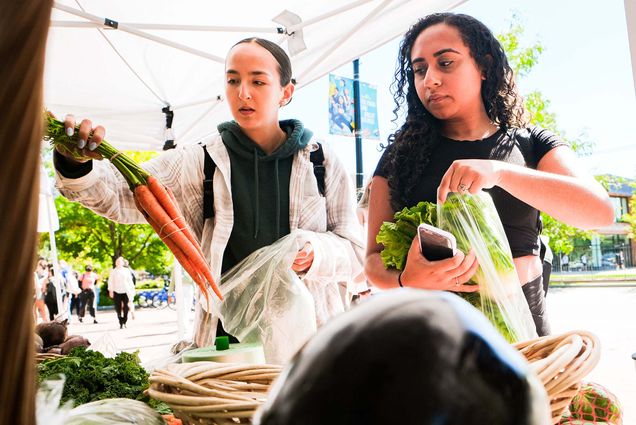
[55,114,105,163]
[46,113,222,306]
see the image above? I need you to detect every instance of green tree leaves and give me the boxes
[40,150,171,274]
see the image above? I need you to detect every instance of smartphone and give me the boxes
[418,223,457,261]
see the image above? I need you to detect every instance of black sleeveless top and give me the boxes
[374,127,567,258]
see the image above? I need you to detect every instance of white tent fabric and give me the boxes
[44,0,466,152]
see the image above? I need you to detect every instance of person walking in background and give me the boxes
[108,257,133,329]
[43,263,59,321]
[580,253,587,271]
[33,260,48,323]
[616,251,625,270]
[67,270,81,319]
[59,260,72,315]
[539,235,553,296]
[123,259,137,320]
[79,264,98,324]
[561,253,569,272]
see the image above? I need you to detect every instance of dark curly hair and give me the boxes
[385,13,527,210]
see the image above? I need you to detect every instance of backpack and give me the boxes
[202,143,326,220]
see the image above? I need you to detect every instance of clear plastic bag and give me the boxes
[437,192,537,342]
[36,376,164,425]
[36,375,72,425]
[89,332,118,358]
[142,341,195,373]
[214,230,317,364]
[64,399,165,424]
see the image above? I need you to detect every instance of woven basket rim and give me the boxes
[514,330,601,424]
[148,361,282,424]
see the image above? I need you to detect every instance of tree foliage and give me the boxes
[40,150,172,274]
[497,19,597,255]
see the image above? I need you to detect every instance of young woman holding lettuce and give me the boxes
[364,13,614,336]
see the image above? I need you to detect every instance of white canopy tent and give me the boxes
[44,0,467,334]
[44,0,466,152]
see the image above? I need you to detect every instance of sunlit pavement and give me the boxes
[64,287,636,422]
[547,286,636,423]
[66,306,181,366]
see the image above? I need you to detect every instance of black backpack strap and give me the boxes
[203,145,216,219]
[310,143,326,197]
[203,143,324,220]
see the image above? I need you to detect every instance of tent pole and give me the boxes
[54,2,225,63]
[50,20,281,34]
[48,240,64,320]
[174,262,185,340]
[53,1,375,35]
[173,96,224,110]
[353,59,364,190]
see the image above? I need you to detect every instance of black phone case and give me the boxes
[419,229,455,261]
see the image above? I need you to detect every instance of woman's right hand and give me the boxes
[56,114,106,163]
[400,236,480,292]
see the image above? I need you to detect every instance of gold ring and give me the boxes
[458,183,469,193]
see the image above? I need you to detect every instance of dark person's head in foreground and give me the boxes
[255,289,550,425]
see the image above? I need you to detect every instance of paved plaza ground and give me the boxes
[66,286,636,422]
[548,286,636,423]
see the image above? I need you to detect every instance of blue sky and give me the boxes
[283,0,636,182]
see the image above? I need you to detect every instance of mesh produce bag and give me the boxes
[559,381,623,424]
[437,192,537,342]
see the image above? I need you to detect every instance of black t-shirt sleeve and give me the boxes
[530,126,569,164]
[373,144,394,178]
[53,149,93,179]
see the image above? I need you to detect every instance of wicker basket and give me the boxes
[514,330,600,424]
[147,361,282,425]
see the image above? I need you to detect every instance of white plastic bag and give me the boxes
[214,230,317,364]
[36,375,72,425]
[64,399,165,424]
[89,332,118,358]
[437,192,537,342]
[36,376,164,425]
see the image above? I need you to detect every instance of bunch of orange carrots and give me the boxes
[45,113,222,305]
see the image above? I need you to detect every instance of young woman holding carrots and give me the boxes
[364,13,614,336]
[54,38,364,347]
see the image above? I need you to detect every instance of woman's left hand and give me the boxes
[292,242,314,273]
[437,159,507,203]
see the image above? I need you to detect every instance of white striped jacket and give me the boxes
[55,133,365,347]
